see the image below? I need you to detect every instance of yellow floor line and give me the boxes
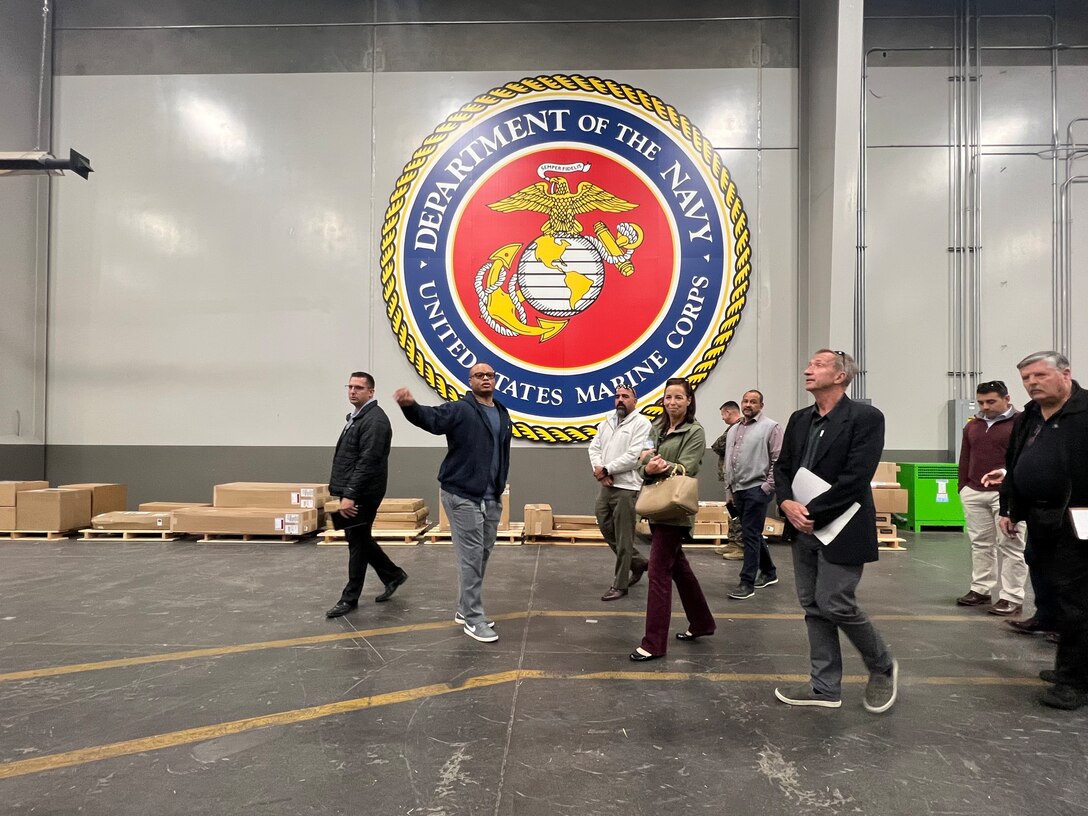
[0,668,1045,781]
[0,610,1004,684]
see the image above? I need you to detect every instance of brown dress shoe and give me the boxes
[956,590,992,606]
[988,600,1023,616]
[601,587,628,602]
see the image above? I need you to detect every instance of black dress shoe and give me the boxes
[375,570,408,602]
[676,630,714,641]
[326,601,356,618]
[629,649,663,662]
[1006,616,1049,635]
[629,562,648,586]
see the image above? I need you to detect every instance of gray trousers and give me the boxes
[792,534,893,697]
[595,485,647,590]
[441,489,502,626]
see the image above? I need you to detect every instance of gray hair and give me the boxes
[815,348,858,387]
[1016,351,1070,371]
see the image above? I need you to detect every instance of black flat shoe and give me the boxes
[676,630,713,641]
[629,650,663,662]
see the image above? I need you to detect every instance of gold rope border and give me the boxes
[379,74,752,444]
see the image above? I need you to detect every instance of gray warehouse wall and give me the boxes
[0,0,51,480]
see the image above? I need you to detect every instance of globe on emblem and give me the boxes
[517,234,605,319]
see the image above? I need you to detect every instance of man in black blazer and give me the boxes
[325,372,407,618]
[772,350,898,713]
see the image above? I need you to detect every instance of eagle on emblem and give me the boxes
[487,176,638,236]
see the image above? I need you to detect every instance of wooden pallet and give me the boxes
[192,532,308,544]
[317,525,430,546]
[526,528,604,546]
[77,528,180,542]
[425,522,524,545]
[0,529,77,541]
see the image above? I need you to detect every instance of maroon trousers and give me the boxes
[640,523,716,655]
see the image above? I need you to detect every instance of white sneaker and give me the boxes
[463,622,499,643]
[454,613,495,627]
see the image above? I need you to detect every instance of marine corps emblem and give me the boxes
[381,75,752,443]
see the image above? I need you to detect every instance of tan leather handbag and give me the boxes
[635,464,699,522]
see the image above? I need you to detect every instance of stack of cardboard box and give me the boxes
[0,481,50,530]
[693,501,730,538]
[170,482,327,537]
[324,497,430,531]
[871,462,907,544]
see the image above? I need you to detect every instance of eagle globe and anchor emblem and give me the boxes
[474,162,645,342]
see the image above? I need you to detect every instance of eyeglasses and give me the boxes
[470,372,495,380]
[976,380,1007,394]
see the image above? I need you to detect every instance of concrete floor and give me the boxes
[0,531,1083,815]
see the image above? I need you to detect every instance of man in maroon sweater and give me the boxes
[956,380,1026,615]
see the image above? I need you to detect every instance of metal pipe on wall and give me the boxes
[859,10,1068,406]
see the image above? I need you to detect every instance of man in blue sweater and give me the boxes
[395,362,512,643]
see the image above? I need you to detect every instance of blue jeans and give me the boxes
[733,485,776,586]
[441,490,502,626]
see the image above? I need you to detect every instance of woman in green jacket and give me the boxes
[631,377,716,660]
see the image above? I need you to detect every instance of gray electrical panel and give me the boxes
[948,398,977,460]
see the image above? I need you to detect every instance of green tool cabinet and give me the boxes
[895,462,966,532]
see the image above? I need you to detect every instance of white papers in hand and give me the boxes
[791,467,860,545]
[1070,508,1088,540]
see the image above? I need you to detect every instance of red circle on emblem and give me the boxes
[451,149,676,370]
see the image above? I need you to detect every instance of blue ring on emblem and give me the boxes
[402,98,726,421]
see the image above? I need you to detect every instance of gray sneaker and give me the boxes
[774,683,842,708]
[863,658,899,713]
[463,621,499,643]
[454,613,495,627]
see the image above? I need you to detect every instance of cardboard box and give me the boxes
[0,506,16,529]
[871,462,901,489]
[171,506,318,536]
[552,514,598,530]
[59,483,127,515]
[375,508,429,525]
[876,523,898,540]
[872,488,908,514]
[373,517,428,530]
[523,504,554,536]
[16,488,92,531]
[138,502,210,512]
[0,480,50,506]
[692,521,723,537]
[92,511,171,530]
[696,501,730,523]
[763,517,785,538]
[213,482,330,510]
[379,498,426,512]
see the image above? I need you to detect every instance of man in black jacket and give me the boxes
[395,362,512,644]
[326,372,407,618]
[998,351,1088,710]
[772,350,898,713]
